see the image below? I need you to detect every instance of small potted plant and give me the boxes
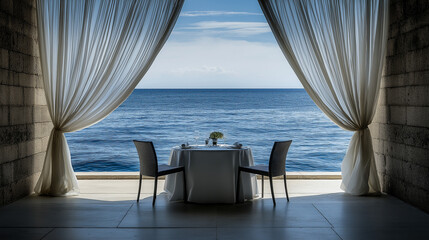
[209,131,224,146]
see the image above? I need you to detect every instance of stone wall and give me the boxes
[372,0,429,212]
[0,0,51,206]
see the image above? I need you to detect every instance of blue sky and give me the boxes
[137,0,301,89]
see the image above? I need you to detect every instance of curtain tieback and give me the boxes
[53,127,64,133]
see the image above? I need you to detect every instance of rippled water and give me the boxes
[68,89,352,172]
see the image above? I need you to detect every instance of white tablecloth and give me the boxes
[164,145,258,203]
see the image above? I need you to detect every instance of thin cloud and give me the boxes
[181,11,262,17]
[178,21,271,36]
[172,66,230,75]
[184,21,269,30]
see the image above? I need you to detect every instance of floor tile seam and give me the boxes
[116,203,135,228]
[39,227,55,240]
[331,227,344,240]
[312,203,334,228]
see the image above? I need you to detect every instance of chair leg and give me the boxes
[284,174,289,202]
[261,175,264,198]
[236,169,241,203]
[152,176,158,206]
[269,176,276,206]
[182,170,187,203]
[137,174,142,202]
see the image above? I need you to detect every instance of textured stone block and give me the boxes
[389,0,404,24]
[0,48,8,68]
[0,162,14,187]
[33,105,50,123]
[40,135,49,149]
[9,51,24,72]
[402,125,429,149]
[407,85,429,106]
[385,54,406,75]
[385,156,405,181]
[400,7,429,34]
[13,156,35,181]
[20,4,34,26]
[0,105,8,126]
[405,145,429,168]
[0,144,18,164]
[8,85,23,105]
[413,70,429,86]
[22,55,39,74]
[387,87,407,106]
[18,72,36,88]
[0,26,11,49]
[406,162,429,190]
[18,139,35,159]
[389,106,406,124]
[407,106,429,127]
[0,68,10,85]
[10,106,32,125]
[22,23,37,40]
[405,48,429,72]
[11,32,29,54]
[379,124,406,144]
[383,141,406,160]
[382,72,419,88]
[35,75,44,88]
[405,26,429,51]
[34,87,46,105]
[0,124,30,145]
[33,122,52,139]
[0,84,9,105]
[389,22,400,39]
[34,138,45,154]
[23,86,35,105]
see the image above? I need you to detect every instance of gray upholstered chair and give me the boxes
[237,140,292,205]
[134,140,186,205]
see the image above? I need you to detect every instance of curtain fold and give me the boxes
[35,0,184,196]
[259,0,389,195]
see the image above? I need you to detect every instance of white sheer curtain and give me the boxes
[259,0,389,195]
[35,0,184,196]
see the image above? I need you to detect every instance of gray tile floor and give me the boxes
[0,179,428,240]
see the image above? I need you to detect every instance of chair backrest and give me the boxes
[269,140,292,177]
[133,140,158,176]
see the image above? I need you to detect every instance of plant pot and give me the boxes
[212,138,218,146]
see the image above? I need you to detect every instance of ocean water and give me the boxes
[68,89,353,172]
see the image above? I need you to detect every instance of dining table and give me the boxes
[164,145,259,204]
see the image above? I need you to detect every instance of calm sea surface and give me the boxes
[68,89,353,172]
